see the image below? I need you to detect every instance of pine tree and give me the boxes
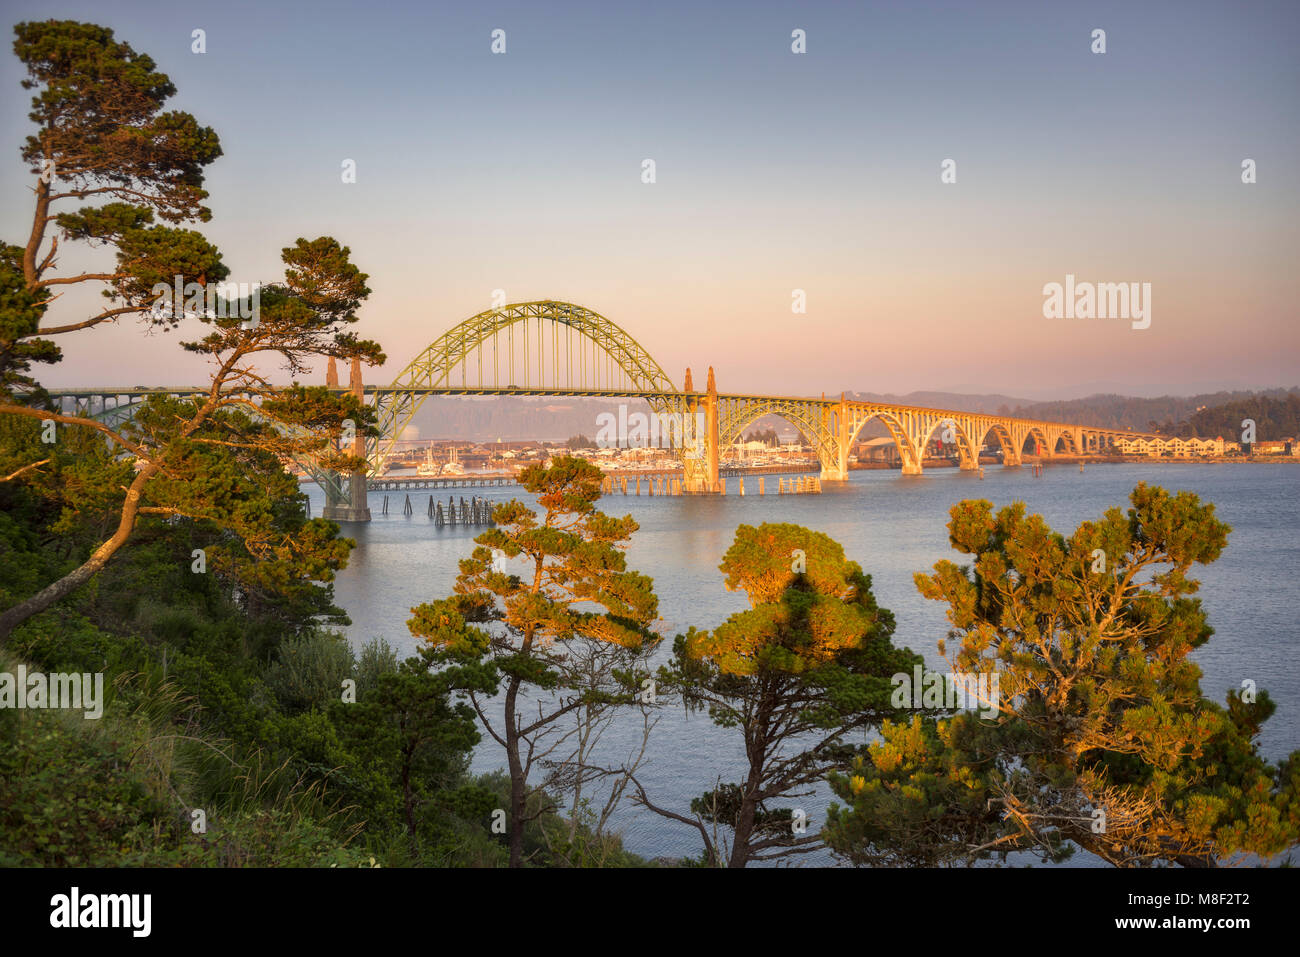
[408,455,659,867]
[640,523,920,867]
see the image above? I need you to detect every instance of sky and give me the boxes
[1,0,1297,400]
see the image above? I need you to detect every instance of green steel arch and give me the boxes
[368,301,679,472]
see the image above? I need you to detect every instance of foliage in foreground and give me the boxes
[823,483,1300,867]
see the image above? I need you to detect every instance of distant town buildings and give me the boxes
[1116,436,1297,458]
[1116,436,1225,457]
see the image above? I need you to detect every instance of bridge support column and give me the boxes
[900,440,924,476]
[323,356,371,522]
[1002,425,1024,467]
[704,367,720,492]
[820,395,851,482]
[348,468,371,520]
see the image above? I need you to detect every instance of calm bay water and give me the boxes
[303,463,1300,864]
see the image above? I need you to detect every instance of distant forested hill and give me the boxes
[1154,392,1300,440]
[1009,388,1300,434]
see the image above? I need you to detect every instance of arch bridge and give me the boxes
[39,300,1160,521]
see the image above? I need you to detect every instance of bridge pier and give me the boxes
[323,469,371,522]
[900,439,924,476]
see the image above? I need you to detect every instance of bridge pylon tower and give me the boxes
[703,367,720,493]
[322,355,372,522]
[678,366,722,494]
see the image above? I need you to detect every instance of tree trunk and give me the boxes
[23,174,50,287]
[0,464,154,642]
[729,690,772,868]
[729,787,757,868]
[504,676,525,868]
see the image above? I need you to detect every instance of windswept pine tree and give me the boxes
[8,20,224,350]
[0,239,384,639]
[0,21,385,640]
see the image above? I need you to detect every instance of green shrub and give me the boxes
[354,636,399,700]
[265,631,354,714]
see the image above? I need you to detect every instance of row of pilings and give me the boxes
[379,493,497,526]
[375,475,825,522]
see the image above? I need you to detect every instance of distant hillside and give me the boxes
[1157,393,1300,441]
[1008,388,1300,432]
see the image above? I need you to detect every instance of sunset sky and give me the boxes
[1,0,1296,399]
